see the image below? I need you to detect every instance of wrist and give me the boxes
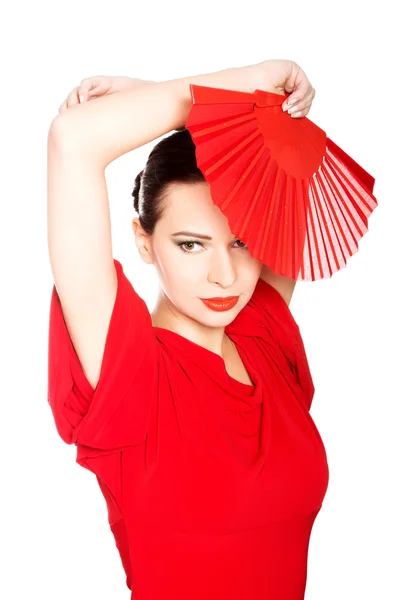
[255,59,293,95]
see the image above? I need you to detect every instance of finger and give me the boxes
[63,87,80,110]
[58,96,74,113]
[58,81,93,113]
[78,76,105,102]
[287,89,315,117]
[292,66,313,96]
[282,62,314,106]
[57,84,95,114]
[288,100,312,118]
[282,85,313,110]
[283,86,315,113]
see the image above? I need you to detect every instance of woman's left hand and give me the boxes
[258,59,316,118]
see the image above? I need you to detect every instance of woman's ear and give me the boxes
[132,217,154,264]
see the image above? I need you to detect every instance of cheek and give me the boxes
[239,253,263,278]
[155,247,202,293]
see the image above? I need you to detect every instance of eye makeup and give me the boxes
[175,239,248,254]
[177,241,204,253]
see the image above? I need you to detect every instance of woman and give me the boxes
[47,59,328,599]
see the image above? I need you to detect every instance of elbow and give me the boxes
[48,113,67,141]
[48,112,81,153]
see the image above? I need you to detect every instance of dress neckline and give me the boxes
[152,326,257,397]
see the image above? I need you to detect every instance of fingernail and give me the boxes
[79,95,85,103]
[287,98,295,106]
[282,103,288,111]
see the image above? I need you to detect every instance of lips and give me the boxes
[200,296,239,312]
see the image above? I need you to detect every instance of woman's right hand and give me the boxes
[57,75,155,114]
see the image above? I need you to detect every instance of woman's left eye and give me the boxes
[235,240,247,249]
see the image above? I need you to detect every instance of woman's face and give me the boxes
[133,181,263,328]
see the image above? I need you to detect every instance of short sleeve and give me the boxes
[47,258,158,449]
[229,277,315,410]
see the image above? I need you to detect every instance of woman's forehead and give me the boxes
[161,192,232,237]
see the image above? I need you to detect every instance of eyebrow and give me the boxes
[171,231,213,240]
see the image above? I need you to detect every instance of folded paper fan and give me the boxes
[185,84,378,281]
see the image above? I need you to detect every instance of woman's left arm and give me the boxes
[257,60,316,303]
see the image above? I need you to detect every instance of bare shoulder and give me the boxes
[259,265,297,307]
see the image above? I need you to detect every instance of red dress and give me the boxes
[48,258,329,599]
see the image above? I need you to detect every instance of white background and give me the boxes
[1,0,399,598]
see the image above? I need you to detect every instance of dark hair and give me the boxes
[132,128,206,234]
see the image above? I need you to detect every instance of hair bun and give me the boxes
[132,169,144,213]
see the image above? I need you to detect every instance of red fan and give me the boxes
[185,84,378,281]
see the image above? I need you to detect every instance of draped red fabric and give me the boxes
[47,258,329,599]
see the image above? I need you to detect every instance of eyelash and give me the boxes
[177,240,248,254]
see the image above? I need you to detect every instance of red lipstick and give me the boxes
[200,296,239,312]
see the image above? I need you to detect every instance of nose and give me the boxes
[207,248,237,288]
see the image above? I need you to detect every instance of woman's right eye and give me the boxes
[178,241,203,253]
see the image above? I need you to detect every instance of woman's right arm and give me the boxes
[45,60,289,440]
[49,61,271,168]
[47,62,270,394]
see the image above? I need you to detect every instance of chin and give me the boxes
[201,305,243,325]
